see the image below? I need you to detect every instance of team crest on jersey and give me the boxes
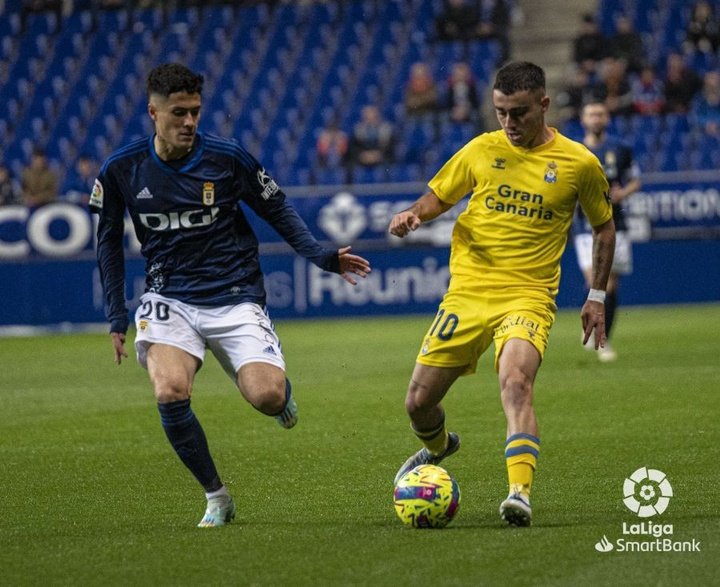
[202,182,215,205]
[492,157,506,169]
[544,162,558,184]
[138,320,148,331]
[90,179,104,208]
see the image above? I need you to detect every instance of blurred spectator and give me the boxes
[631,66,665,115]
[690,71,720,137]
[22,0,61,11]
[347,105,395,174]
[477,0,512,64]
[21,148,58,208]
[663,53,703,114]
[592,58,633,117]
[435,0,512,62]
[404,62,440,117]
[608,14,645,73]
[573,13,606,69]
[21,0,62,32]
[435,0,479,42]
[315,118,349,168]
[62,154,99,204]
[0,163,21,206]
[556,67,596,121]
[445,62,482,125]
[684,1,720,54]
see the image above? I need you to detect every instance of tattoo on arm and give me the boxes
[591,228,615,290]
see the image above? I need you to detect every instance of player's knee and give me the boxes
[247,381,286,415]
[153,379,192,403]
[237,363,287,415]
[500,371,533,407]
[405,383,434,416]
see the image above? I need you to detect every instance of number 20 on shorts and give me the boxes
[138,299,171,322]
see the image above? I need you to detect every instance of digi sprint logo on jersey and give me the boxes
[594,467,701,554]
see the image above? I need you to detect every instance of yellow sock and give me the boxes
[413,419,448,455]
[505,433,540,497]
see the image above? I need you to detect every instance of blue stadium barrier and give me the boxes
[1,175,719,330]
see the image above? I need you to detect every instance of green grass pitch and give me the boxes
[1,303,718,586]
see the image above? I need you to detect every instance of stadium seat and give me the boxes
[314,167,347,186]
[2,0,719,184]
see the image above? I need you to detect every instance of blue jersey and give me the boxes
[90,132,339,334]
[573,136,639,234]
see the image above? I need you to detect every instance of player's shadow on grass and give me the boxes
[372,512,568,530]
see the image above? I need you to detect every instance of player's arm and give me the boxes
[581,218,615,349]
[244,172,370,285]
[610,176,641,204]
[90,176,130,364]
[611,152,642,204]
[388,190,453,238]
[266,201,370,285]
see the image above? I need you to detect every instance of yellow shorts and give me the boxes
[416,287,557,374]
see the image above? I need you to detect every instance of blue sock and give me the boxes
[283,378,292,408]
[157,399,222,492]
[271,379,293,416]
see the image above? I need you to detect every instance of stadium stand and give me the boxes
[0,0,718,191]
[558,0,720,175]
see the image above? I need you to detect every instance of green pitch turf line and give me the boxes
[1,304,717,586]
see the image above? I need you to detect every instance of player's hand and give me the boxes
[609,184,624,204]
[337,246,371,285]
[389,211,421,238]
[111,332,128,365]
[581,300,606,350]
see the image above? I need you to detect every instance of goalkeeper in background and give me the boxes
[389,61,615,526]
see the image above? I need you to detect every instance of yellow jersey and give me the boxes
[428,129,611,294]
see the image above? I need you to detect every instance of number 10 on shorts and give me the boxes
[429,309,459,341]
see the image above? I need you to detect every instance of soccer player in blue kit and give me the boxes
[573,100,641,362]
[90,63,371,527]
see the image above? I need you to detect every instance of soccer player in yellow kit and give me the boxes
[390,62,616,526]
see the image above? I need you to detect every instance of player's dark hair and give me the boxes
[147,63,204,97]
[493,61,546,95]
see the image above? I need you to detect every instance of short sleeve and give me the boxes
[427,141,476,205]
[577,155,612,228]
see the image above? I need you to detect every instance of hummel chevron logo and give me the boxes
[136,187,153,199]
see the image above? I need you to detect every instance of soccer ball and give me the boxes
[393,464,460,528]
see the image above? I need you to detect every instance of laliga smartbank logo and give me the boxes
[594,467,701,554]
[622,466,672,517]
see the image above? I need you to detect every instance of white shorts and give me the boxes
[574,231,633,276]
[134,293,285,380]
